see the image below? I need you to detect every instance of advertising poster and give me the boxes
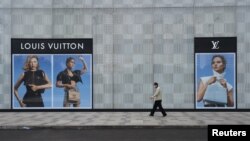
[11,39,93,110]
[195,37,237,109]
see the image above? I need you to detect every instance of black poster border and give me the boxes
[10,38,93,111]
[194,37,238,110]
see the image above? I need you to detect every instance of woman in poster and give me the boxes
[196,55,234,107]
[56,56,87,107]
[14,55,52,107]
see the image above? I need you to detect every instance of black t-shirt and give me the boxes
[56,69,82,84]
[23,70,47,93]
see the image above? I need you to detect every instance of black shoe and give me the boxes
[149,114,153,116]
[163,114,167,117]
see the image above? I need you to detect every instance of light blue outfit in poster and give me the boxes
[201,71,233,92]
[201,71,233,106]
[196,53,235,108]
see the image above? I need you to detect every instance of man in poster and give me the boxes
[56,56,87,107]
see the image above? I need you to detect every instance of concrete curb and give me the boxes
[0,125,207,130]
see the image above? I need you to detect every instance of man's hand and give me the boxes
[64,84,75,89]
[79,56,85,62]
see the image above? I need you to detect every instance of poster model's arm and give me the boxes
[219,79,234,107]
[79,56,87,75]
[197,76,216,102]
[56,80,75,89]
[29,74,52,92]
[227,89,234,107]
[14,73,25,107]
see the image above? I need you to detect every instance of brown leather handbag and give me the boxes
[67,89,80,103]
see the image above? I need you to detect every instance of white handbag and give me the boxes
[203,81,227,105]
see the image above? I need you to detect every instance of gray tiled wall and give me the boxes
[93,9,113,108]
[194,7,236,37]
[53,9,93,38]
[0,8,11,108]
[236,7,250,108]
[11,9,53,38]
[0,0,250,109]
[153,8,194,109]
[113,8,154,109]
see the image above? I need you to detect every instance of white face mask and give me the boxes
[213,70,225,80]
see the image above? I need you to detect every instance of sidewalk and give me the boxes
[0,112,249,129]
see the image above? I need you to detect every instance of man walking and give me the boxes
[149,82,167,117]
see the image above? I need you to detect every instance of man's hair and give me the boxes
[154,82,158,87]
[66,57,74,65]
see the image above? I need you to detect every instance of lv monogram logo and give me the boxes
[211,41,220,49]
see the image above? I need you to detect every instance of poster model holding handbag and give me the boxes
[56,56,87,107]
[14,55,52,107]
[196,55,234,107]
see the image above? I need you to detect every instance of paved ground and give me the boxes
[0,112,249,128]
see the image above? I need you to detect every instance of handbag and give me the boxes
[203,81,227,105]
[67,88,80,103]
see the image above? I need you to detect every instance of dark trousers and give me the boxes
[150,100,166,116]
[204,103,226,107]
